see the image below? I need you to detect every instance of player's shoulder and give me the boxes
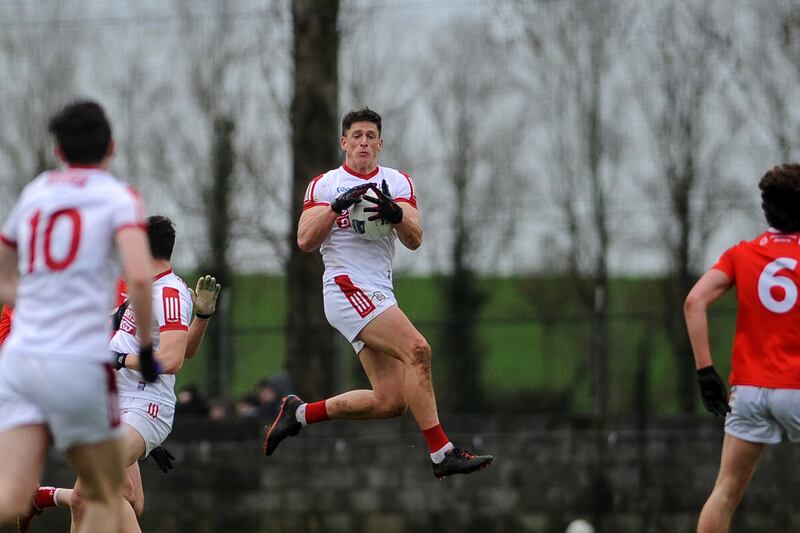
[379,166,412,180]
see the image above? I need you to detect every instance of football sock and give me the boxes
[423,424,453,463]
[297,400,329,427]
[32,486,58,510]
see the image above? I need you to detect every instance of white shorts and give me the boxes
[323,275,396,353]
[0,352,123,451]
[725,385,800,444]
[119,396,174,458]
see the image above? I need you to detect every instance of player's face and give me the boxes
[341,121,382,172]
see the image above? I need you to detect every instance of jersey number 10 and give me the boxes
[27,208,82,273]
[758,257,798,313]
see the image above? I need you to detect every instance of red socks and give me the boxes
[305,400,329,425]
[422,424,450,454]
[33,486,57,510]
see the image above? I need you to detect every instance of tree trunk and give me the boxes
[203,116,235,405]
[285,0,340,400]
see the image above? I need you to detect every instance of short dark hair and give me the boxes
[759,164,800,233]
[341,107,382,137]
[48,100,112,165]
[146,215,176,261]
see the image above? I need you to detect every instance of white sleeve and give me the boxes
[302,174,333,210]
[155,285,192,333]
[112,185,146,232]
[393,171,417,208]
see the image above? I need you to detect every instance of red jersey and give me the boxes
[116,278,128,307]
[713,230,800,388]
[0,305,12,346]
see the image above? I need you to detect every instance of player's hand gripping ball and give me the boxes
[349,195,394,240]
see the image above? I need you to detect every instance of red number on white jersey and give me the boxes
[27,208,82,273]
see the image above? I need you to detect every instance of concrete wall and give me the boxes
[8,415,800,533]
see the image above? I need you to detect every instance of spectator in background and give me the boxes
[255,379,280,421]
[175,385,209,417]
[208,399,226,421]
[235,394,259,418]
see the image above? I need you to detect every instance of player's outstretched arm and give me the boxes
[0,242,18,306]
[118,330,188,375]
[394,203,422,250]
[297,205,339,252]
[185,275,221,359]
[116,228,153,344]
[684,268,734,416]
[684,268,733,370]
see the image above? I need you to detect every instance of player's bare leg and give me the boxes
[264,305,492,477]
[71,425,144,533]
[325,346,408,419]
[697,434,764,533]
[67,437,125,533]
[0,425,48,525]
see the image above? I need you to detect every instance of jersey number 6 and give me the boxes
[27,208,82,273]
[758,257,798,313]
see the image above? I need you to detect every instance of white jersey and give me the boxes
[110,270,192,405]
[303,164,417,289]
[0,168,144,363]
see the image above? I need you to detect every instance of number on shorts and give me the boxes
[757,257,798,313]
[27,208,82,273]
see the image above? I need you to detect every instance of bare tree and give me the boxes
[415,17,528,410]
[165,0,288,403]
[0,1,84,206]
[635,1,741,413]
[285,0,341,400]
[512,0,628,420]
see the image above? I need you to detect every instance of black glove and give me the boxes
[697,366,730,416]
[363,179,404,224]
[113,352,127,370]
[330,183,374,214]
[138,344,161,383]
[149,445,175,473]
[112,300,129,331]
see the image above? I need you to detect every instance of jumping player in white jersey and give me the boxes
[0,100,158,532]
[264,107,493,478]
[17,216,221,533]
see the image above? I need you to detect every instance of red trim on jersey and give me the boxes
[334,275,376,318]
[159,323,189,332]
[0,234,17,249]
[116,278,128,307]
[400,171,415,196]
[115,223,146,233]
[302,201,331,211]
[67,164,103,170]
[395,198,418,208]
[154,269,173,281]
[303,174,326,210]
[161,286,182,329]
[104,363,121,428]
[343,164,380,180]
[0,305,13,347]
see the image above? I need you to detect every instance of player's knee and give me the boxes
[409,339,431,371]
[380,397,407,418]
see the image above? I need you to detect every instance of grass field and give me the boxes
[175,273,737,414]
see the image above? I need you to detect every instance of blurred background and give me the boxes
[2,0,800,532]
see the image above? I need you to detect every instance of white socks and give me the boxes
[295,403,308,427]
[430,442,454,464]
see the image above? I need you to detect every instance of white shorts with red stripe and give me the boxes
[0,351,123,451]
[323,275,397,353]
[119,395,174,458]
